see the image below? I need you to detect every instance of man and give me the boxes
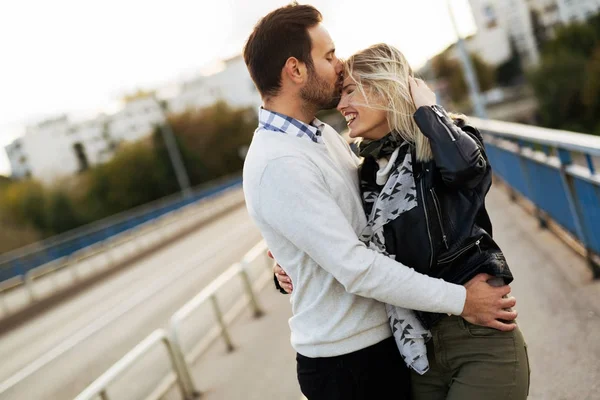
[242,4,517,399]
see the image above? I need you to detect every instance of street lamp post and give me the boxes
[446,0,488,119]
[155,98,192,199]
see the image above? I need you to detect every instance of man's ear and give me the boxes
[282,57,307,85]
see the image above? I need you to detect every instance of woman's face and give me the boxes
[336,75,390,140]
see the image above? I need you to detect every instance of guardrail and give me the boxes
[74,240,271,400]
[471,117,600,277]
[0,176,242,283]
[0,187,245,319]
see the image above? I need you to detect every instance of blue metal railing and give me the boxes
[0,176,242,282]
[471,117,600,276]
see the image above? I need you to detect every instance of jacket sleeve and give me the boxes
[413,105,487,189]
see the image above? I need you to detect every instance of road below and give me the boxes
[0,204,262,400]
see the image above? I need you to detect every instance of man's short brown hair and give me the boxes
[243,3,322,98]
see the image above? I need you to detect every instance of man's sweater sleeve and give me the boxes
[257,156,466,315]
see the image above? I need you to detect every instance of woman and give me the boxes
[275,43,530,399]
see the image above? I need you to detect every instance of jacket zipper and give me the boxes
[438,236,483,264]
[431,105,456,142]
[419,177,434,269]
[430,188,449,250]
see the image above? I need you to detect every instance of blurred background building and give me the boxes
[4,56,261,184]
[465,0,600,68]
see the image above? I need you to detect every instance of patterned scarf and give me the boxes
[358,133,432,375]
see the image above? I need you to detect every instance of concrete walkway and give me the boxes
[187,184,600,400]
[189,284,300,400]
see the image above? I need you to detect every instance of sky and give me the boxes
[0,0,477,176]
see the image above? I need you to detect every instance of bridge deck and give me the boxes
[185,184,600,400]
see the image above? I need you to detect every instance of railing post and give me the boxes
[0,293,9,316]
[516,139,546,228]
[557,149,600,278]
[168,321,202,399]
[210,294,234,352]
[23,271,36,303]
[161,335,200,400]
[238,263,264,318]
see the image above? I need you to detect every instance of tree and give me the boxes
[528,51,588,131]
[0,180,48,232]
[45,190,81,234]
[543,21,598,58]
[496,39,524,86]
[431,51,496,103]
[530,10,548,52]
[529,12,600,134]
[582,46,600,135]
[0,101,259,254]
[168,101,257,184]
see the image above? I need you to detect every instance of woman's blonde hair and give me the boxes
[345,43,443,161]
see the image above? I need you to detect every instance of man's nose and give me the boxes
[335,58,343,75]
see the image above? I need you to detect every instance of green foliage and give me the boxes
[45,189,82,234]
[496,39,524,86]
[543,21,598,58]
[529,13,600,134]
[431,51,496,103]
[0,180,48,232]
[0,102,257,254]
[169,101,257,185]
[528,51,588,130]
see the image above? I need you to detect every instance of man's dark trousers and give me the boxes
[296,336,410,399]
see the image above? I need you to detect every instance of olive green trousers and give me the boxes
[411,316,530,400]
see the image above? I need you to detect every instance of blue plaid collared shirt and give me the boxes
[258,107,325,144]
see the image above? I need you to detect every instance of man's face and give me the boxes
[300,24,343,110]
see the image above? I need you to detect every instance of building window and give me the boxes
[19,155,27,164]
[483,4,498,29]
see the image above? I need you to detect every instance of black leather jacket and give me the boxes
[273,106,513,328]
[359,105,513,328]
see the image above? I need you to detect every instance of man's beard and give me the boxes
[300,69,341,110]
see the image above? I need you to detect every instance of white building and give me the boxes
[15,116,82,183]
[463,0,512,66]
[108,96,166,144]
[529,0,600,36]
[4,54,261,183]
[553,0,600,23]
[168,55,261,114]
[466,0,600,68]
[4,97,166,184]
[5,138,30,179]
[492,0,542,66]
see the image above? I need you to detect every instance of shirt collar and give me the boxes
[258,107,324,144]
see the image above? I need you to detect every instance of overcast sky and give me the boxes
[0,0,476,175]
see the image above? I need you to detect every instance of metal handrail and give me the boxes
[73,329,187,400]
[470,117,600,157]
[74,240,270,400]
[0,174,242,279]
[169,241,268,397]
[0,188,245,318]
[470,117,600,276]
